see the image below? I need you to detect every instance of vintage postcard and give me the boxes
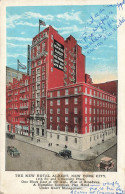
[0,0,125,193]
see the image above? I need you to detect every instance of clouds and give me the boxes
[7,53,27,58]
[24,12,54,21]
[6,5,117,83]
[7,37,32,41]
[56,11,84,24]
[7,42,28,48]
[56,25,84,35]
[7,12,54,29]
[7,10,84,29]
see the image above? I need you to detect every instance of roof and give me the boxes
[101,157,112,162]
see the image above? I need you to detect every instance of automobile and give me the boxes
[56,149,72,159]
[6,132,15,139]
[7,146,20,157]
[97,157,114,171]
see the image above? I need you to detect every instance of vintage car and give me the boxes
[6,132,15,139]
[97,157,114,171]
[7,146,20,157]
[56,149,72,159]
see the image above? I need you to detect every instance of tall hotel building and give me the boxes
[6,25,117,151]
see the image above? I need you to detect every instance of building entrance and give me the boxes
[42,129,44,136]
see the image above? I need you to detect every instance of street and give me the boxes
[6,138,117,171]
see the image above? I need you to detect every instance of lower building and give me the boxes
[6,66,26,85]
[6,74,30,135]
[46,82,117,151]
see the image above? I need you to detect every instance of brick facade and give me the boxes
[6,25,117,151]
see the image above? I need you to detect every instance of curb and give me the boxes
[14,136,117,161]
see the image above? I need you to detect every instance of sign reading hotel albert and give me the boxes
[53,39,64,71]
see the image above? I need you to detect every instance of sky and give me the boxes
[6,5,117,83]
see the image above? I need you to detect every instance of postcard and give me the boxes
[0,0,125,193]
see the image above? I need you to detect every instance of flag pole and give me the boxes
[39,19,40,33]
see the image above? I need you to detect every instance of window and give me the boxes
[65,136,68,141]
[38,60,41,66]
[34,127,39,135]
[42,73,45,80]
[50,124,52,130]
[51,34,53,40]
[50,92,53,98]
[74,98,78,104]
[57,99,60,105]
[50,116,53,122]
[37,76,40,82]
[74,107,78,114]
[90,99,92,105]
[37,92,40,98]
[90,89,92,95]
[57,135,59,139]
[89,117,91,123]
[42,89,45,97]
[75,138,77,144]
[57,91,60,97]
[37,68,40,74]
[93,109,95,114]
[57,117,60,122]
[65,89,69,95]
[74,117,78,124]
[85,107,87,114]
[74,88,78,94]
[65,117,68,123]
[57,124,60,131]
[50,133,52,138]
[42,66,45,72]
[42,82,45,88]
[65,125,68,132]
[85,117,87,124]
[85,98,87,104]
[32,77,35,83]
[37,84,40,90]
[85,126,87,133]
[79,87,82,91]
[65,99,69,105]
[32,86,34,91]
[89,108,92,114]
[85,87,87,94]
[57,108,60,114]
[65,108,68,114]
[50,100,53,106]
[50,109,53,114]
[74,126,78,133]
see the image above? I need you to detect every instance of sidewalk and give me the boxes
[15,134,117,161]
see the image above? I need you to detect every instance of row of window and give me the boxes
[32,58,46,68]
[85,98,116,108]
[49,88,116,102]
[85,87,115,102]
[49,87,81,98]
[32,82,45,91]
[50,124,78,133]
[50,98,78,106]
[85,107,116,115]
[32,73,45,82]
[32,66,45,75]
[85,116,116,123]
[50,134,78,144]
[49,115,115,125]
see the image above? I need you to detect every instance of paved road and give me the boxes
[6,138,117,171]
